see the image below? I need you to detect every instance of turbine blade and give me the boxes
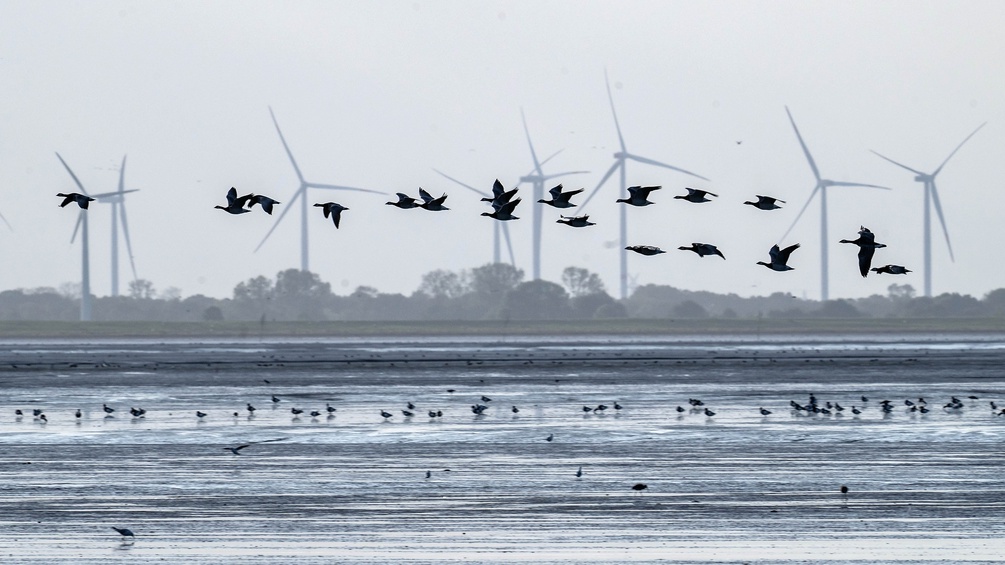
[826,181,890,190]
[255,186,304,252]
[501,221,516,266]
[119,201,138,280]
[91,189,139,200]
[538,149,563,169]
[785,106,822,183]
[521,108,543,175]
[779,184,821,242]
[626,153,709,181]
[70,210,83,244]
[269,106,305,184]
[432,169,489,197]
[0,210,11,231]
[929,180,955,262]
[306,183,385,195]
[55,152,89,195]
[578,160,621,211]
[934,122,987,176]
[605,69,626,153]
[869,150,924,176]
[539,170,589,181]
[118,155,127,194]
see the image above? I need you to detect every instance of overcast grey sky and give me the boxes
[1,0,1002,301]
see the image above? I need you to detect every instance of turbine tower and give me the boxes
[55,153,138,320]
[780,107,889,301]
[256,107,383,272]
[518,108,588,281]
[579,71,709,299]
[870,122,986,297]
[432,169,516,266]
[107,156,139,296]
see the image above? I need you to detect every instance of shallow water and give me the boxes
[1,336,1004,563]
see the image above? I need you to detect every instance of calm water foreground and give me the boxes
[1,334,1003,564]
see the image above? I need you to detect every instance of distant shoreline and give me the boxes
[0,318,1003,339]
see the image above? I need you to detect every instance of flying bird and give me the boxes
[616,185,661,207]
[556,215,595,228]
[482,198,521,221]
[481,179,519,208]
[57,192,95,209]
[418,188,450,211]
[675,187,718,203]
[537,184,583,208]
[678,242,725,259]
[215,187,254,214]
[625,245,666,256]
[840,226,886,277]
[386,192,420,209]
[314,202,349,228]
[248,194,281,215]
[871,264,911,275]
[744,195,785,210]
[757,243,800,271]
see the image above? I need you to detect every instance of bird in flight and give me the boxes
[248,194,281,215]
[616,185,661,207]
[625,245,666,256]
[482,198,521,221]
[556,215,595,228]
[538,184,584,208]
[871,264,911,275]
[678,242,725,259]
[57,192,95,209]
[743,195,785,210]
[840,226,886,277]
[757,243,800,271]
[215,187,254,214]
[417,188,449,211]
[386,192,421,209]
[675,187,718,203]
[314,202,349,228]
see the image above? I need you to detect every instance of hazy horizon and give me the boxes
[2,1,1003,302]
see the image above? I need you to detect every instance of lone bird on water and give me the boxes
[111,527,135,539]
[102,404,115,414]
[757,243,800,272]
[58,192,95,209]
[314,202,349,228]
[538,184,583,208]
[224,444,250,455]
[743,195,785,210]
[616,185,661,207]
[625,245,666,256]
[678,242,725,259]
[631,483,648,493]
[674,187,717,203]
[840,226,886,277]
[215,187,253,215]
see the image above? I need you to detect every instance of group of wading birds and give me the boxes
[58,181,912,276]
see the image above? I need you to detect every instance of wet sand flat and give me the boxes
[1,335,1004,563]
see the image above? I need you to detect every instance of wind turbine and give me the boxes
[780,106,889,301]
[518,108,588,281]
[255,107,383,272]
[432,169,516,266]
[106,156,139,296]
[579,71,709,299]
[55,153,138,320]
[870,122,986,297]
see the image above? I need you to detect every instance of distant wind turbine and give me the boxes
[106,156,139,296]
[55,153,139,320]
[432,169,516,266]
[255,107,383,272]
[518,108,588,280]
[579,71,709,299]
[870,122,986,297]
[780,107,889,301]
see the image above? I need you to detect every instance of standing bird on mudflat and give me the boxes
[111,527,135,539]
[482,198,521,221]
[215,187,254,215]
[417,188,450,211]
[538,184,583,208]
[757,243,800,271]
[871,264,911,275]
[840,226,886,277]
[675,187,718,203]
[556,215,595,228]
[678,242,725,259]
[616,185,661,207]
[744,195,785,210]
[248,194,281,215]
[386,193,420,209]
[57,192,95,209]
[314,202,349,228]
[625,245,666,256]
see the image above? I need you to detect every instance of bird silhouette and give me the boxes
[675,187,718,203]
[248,194,281,215]
[556,215,595,227]
[386,192,420,209]
[871,264,911,275]
[678,242,725,259]
[840,226,886,277]
[538,184,583,208]
[215,187,253,214]
[111,527,135,538]
[744,195,785,210]
[482,179,519,208]
[314,202,349,228]
[616,185,661,206]
[57,192,95,209]
[625,245,666,256]
[757,243,800,271]
[482,198,521,221]
[224,444,250,455]
[418,188,450,211]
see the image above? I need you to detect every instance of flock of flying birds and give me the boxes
[58,178,912,278]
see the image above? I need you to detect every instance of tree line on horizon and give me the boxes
[0,263,1002,322]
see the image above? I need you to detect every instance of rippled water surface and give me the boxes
[1,336,1004,563]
